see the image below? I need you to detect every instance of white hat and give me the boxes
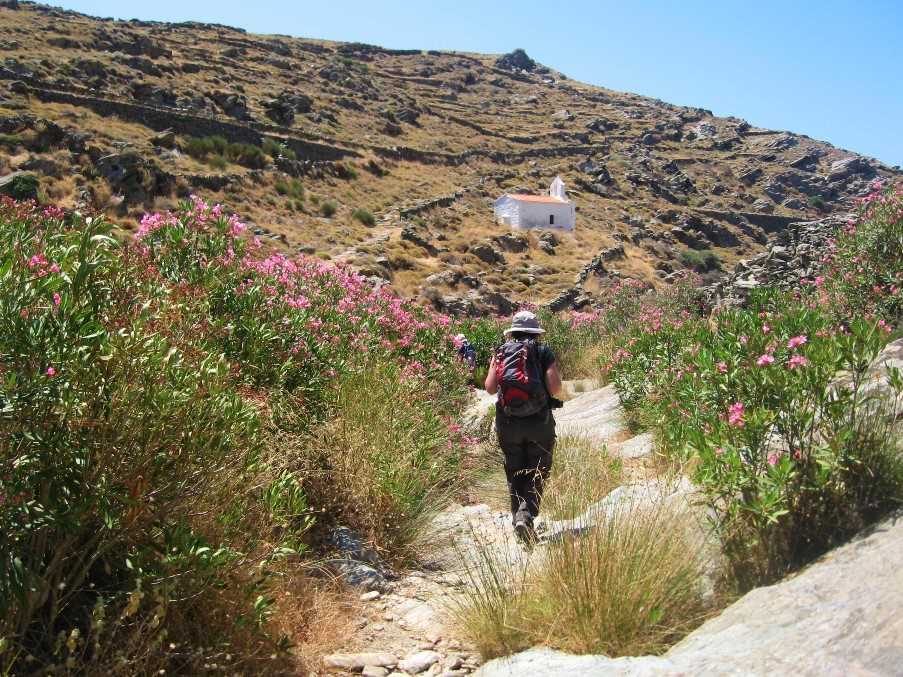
[503,310,545,335]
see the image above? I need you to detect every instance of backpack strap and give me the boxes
[525,339,553,413]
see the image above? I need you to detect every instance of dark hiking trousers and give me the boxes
[496,412,555,524]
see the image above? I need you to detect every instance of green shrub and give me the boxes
[808,195,826,210]
[182,135,268,169]
[275,178,304,201]
[320,200,338,217]
[351,207,375,226]
[208,153,228,170]
[0,173,39,201]
[678,248,721,272]
[0,133,22,150]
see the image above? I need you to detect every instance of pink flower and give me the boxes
[727,402,745,428]
[762,323,771,335]
[716,361,728,374]
[767,452,779,467]
[787,354,809,370]
[715,446,724,456]
[53,293,61,307]
[756,354,775,367]
[739,335,748,345]
[28,253,48,270]
[787,335,807,349]
[46,366,56,377]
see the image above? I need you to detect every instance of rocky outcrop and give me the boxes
[705,215,844,307]
[477,507,903,676]
[494,49,536,73]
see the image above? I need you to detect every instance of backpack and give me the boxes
[458,340,477,369]
[495,338,549,417]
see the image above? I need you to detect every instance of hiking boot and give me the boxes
[514,518,537,546]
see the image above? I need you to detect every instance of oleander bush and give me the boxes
[0,196,473,673]
[606,183,903,587]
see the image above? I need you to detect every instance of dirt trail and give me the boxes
[318,382,659,677]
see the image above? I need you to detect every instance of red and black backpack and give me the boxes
[495,338,549,417]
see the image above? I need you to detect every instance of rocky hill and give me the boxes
[1,0,899,313]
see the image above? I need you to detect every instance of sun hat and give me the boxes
[503,310,545,335]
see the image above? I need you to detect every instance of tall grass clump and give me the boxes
[275,178,305,201]
[0,195,474,673]
[531,497,706,657]
[304,361,468,558]
[351,207,375,227]
[453,463,705,659]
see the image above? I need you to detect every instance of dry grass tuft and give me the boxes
[452,437,707,660]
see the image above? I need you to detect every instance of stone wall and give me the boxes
[22,85,358,162]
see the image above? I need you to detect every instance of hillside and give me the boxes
[0,0,899,313]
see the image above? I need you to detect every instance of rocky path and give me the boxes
[318,382,659,677]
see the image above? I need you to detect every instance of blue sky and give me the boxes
[58,0,903,167]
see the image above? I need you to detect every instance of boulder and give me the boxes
[586,117,618,133]
[150,130,176,149]
[470,242,505,265]
[324,652,396,671]
[401,225,437,254]
[495,49,536,72]
[398,650,441,674]
[766,134,799,150]
[209,91,251,120]
[828,156,873,182]
[263,92,308,125]
[130,82,178,107]
[493,232,529,253]
[738,167,763,185]
[782,197,807,210]
[692,122,717,139]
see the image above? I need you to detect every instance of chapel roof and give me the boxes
[503,194,568,204]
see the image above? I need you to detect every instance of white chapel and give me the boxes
[493,176,575,230]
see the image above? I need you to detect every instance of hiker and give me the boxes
[485,310,563,543]
[455,333,477,370]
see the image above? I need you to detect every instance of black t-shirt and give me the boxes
[495,341,557,424]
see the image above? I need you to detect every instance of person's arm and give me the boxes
[485,354,498,394]
[545,361,563,397]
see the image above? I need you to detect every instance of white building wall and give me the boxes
[512,201,575,230]
[493,196,522,228]
[493,196,576,231]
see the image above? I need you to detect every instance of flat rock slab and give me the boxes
[544,477,696,543]
[324,652,397,671]
[476,510,903,676]
[611,432,654,459]
[555,384,626,443]
[399,649,442,674]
